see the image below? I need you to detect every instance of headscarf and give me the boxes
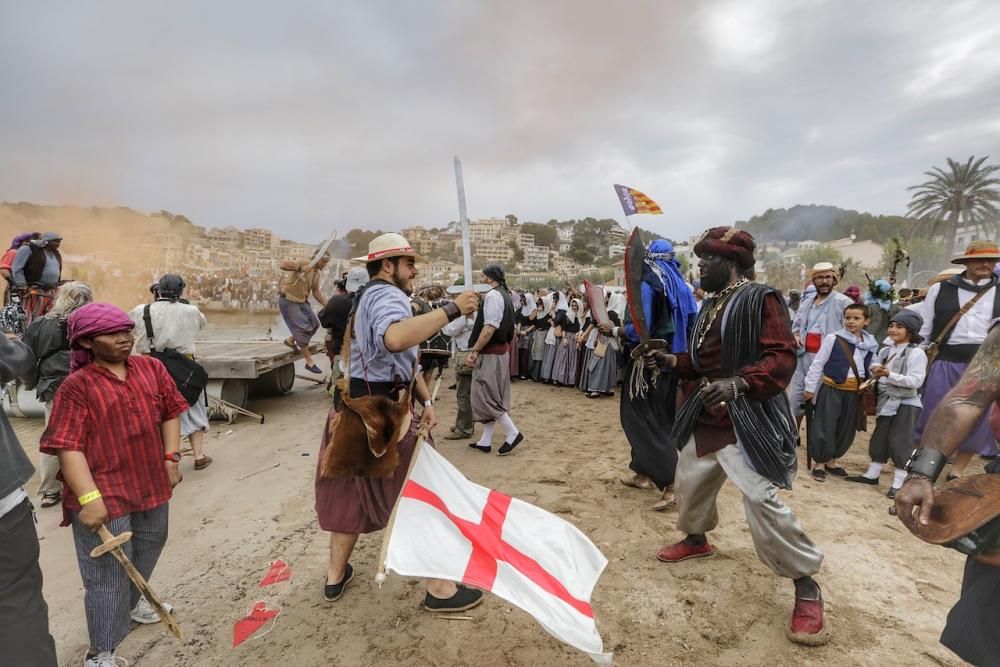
[9,232,37,250]
[566,298,582,324]
[67,302,134,372]
[607,291,627,319]
[520,292,537,317]
[483,263,507,289]
[865,278,894,312]
[555,290,569,313]
[510,289,523,311]
[844,284,862,304]
[644,240,699,353]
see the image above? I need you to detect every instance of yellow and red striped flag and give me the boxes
[613,184,662,215]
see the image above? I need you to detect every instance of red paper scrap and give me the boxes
[233,602,279,647]
[259,560,291,587]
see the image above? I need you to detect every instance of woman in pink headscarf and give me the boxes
[844,284,862,304]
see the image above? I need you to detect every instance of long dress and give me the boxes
[530,314,551,381]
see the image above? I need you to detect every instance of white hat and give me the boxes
[811,261,836,274]
[344,267,369,293]
[351,232,427,263]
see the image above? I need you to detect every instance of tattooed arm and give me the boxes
[919,325,1000,457]
[896,324,1000,534]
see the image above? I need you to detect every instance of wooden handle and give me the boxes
[90,526,133,558]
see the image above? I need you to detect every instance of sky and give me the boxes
[2,0,1000,244]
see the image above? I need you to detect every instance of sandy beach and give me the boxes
[15,365,979,666]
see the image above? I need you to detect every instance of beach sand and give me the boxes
[16,367,976,666]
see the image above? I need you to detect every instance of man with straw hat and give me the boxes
[914,240,1000,477]
[789,263,853,465]
[314,233,484,611]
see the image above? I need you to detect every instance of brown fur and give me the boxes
[319,308,415,479]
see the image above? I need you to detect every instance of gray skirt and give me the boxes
[179,392,209,437]
[541,341,558,380]
[585,347,618,393]
[530,329,547,362]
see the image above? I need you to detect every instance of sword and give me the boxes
[90,526,182,639]
[623,227,668,360]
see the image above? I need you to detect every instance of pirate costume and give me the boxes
[663,227,828,646]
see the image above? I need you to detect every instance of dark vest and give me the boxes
[24,247,62,286]
[930,279,1000,363]
[470,287,514,346]
[822,336,873,384]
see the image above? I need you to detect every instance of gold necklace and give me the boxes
[696,278,749,349]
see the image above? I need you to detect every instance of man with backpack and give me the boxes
[129,274,213,471]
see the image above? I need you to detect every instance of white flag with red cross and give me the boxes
[380,442,611,664]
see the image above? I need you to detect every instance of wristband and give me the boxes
[78,490,102,506]
[904,447,948,483]
[424,399,433,408]
[441,301,461,322]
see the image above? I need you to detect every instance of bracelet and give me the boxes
[424,399,433,408]
[904,447,948,483]
[441,301,461,322]
[905,472,932,484]
[78,490,102,506]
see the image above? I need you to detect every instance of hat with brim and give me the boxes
[951,240,1000,264]
[929,267,964,285]
[352,232,427,264]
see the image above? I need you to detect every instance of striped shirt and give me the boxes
[40,355,189,519]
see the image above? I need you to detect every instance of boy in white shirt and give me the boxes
[845,310,926,498]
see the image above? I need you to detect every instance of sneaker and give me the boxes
[305,364,323,374]
[130,597,173,624]
[423,584,484,613]
[324,563,354,602]
[84,651,127,667]
[497,432,524,456]
[844,475,878,485]
[444,429,473,441]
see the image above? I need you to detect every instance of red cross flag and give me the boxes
[379,442,610,663]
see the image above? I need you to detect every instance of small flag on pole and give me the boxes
[380,442,611,663]
[614,184,662,216]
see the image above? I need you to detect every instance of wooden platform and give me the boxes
[195,340,325,379]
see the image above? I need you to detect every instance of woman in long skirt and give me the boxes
[552,299,582,385]
[584,333,619,397]
[530,294,552,381]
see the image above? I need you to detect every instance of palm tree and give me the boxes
[907,156,1000,259]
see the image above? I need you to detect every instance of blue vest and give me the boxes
[822,336,872,384]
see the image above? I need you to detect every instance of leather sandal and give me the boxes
[194,456,213,470]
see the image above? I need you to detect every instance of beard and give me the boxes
[392,267,413,295]
[700,263,732,293]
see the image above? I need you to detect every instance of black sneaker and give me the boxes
[844,475,879,485]
[324,563,354,602]
[423,585,484,613]
[497,432,524,457]
[468,442,491,453]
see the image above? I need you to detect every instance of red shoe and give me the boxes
[655,540,715,563]
[786,594,831,646]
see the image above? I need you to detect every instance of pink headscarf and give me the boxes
[67,302,134,372]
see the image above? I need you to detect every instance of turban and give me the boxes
[67,302,134,372]
[693,227,756,270]
[483,263,507,288]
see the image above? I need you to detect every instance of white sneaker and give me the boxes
[83,651,128,667]
[130,596,174,624]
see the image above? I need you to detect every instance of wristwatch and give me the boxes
[164,452,182,463]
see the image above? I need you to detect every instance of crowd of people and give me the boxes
[2,227,998,666]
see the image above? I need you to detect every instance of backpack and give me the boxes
[142,304,209,406]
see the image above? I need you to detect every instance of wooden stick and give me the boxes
[236,463,280,481]
[295,374,327,385]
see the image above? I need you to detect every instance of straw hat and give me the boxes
[951,240,1000,264]
[352,232,427,263]
[928,267,964,285]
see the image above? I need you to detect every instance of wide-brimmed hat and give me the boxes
[929,267,964,285]
[352,232,426,263]
[810,261,837,276]
[952,240,1000,264]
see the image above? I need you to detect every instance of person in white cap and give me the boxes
[314,233,483,612]
[789,262,853,467]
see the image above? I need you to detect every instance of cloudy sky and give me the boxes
[2,1,999,243]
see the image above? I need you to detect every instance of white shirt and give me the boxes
[482,290,505,328]
[873,342,927,416]
[804,330,877,394]
[129,300,208,355]
[918,278,996,347]
[442,315,475,352]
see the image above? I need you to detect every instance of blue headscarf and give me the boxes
[644,239,699,353]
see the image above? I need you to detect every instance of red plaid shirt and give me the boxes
[40,355,189,521]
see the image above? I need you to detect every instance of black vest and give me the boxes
[470,287,514,345]
[930,278,1000,363]
[24,246,62,286]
